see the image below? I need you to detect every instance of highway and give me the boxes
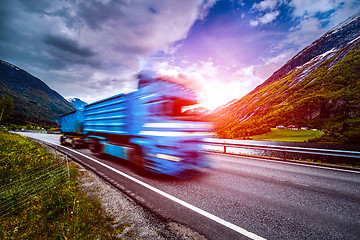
[18,132,360,240]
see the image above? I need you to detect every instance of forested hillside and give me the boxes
[0,60,74,125]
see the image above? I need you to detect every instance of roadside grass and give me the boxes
[0,131,130,239]
[251,128,323,142]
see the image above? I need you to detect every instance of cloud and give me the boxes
[250,20,259,26]
[43,34,96,57]
[257,49,297,79]
[250,0,281,26]
[0,0,217,104]
[234,66,263,86]
[258,11,280,24]
[288,17,324,46]
[250,10,280,26]
[252,0,281,11]
[277,0,360,53]
[325,0,360,28]
[154,59,215,92]
[289,0,344,17]
[152,58,255,109]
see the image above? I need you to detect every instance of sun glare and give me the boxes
[199,82,244,110]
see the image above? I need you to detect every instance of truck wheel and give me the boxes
[128,146,144,169]
[71,139,77,149]
[89,139,97,153]
[60,136,66,145]
[90,139,103,158]
[95,143,104,158]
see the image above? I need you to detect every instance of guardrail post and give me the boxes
[66,155,70,179]
[283,151,286,160]
[224,146,227,153]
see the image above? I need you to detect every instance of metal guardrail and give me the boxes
[204,140,360,160]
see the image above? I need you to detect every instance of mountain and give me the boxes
[213,13,360,143]
[211,99,238,114]
[0,60,75,124]
[68,98,87,110]
[183,106,210,116]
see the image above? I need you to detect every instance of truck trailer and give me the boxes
[59,110,88,148]
[60,72,213,178]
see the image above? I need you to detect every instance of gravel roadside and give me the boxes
[74,161,207,239]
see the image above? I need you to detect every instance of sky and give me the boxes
[1,0,360,110]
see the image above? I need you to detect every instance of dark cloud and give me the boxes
[50,7,81,30]
[40,35,101,70]
[0,0,217,104]
[77,0,127,31]
[18,0,53,14]
[44,34,96,57]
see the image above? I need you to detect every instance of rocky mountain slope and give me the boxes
[0,60,75,123]
[212,13,360,143]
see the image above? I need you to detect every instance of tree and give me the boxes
[0,96,14,123]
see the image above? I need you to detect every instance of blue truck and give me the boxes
[59,72,213,178]
[60,110,86,148]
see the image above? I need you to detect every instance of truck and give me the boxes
[60,110,88,148]
[59,71,213,178]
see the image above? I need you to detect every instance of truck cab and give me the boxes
[128,73,213,177]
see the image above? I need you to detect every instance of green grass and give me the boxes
[0,131,130,239]
[251,128,323,142]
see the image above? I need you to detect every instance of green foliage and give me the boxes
[2,123,56,132]
[48,127,60,132]
[7,113,59,129]
[212,43,360,143]
[251,128,323,142]
[0,132,53,180]
[0,96,14,123]
[311,117,360,143]
[0,132,130,239]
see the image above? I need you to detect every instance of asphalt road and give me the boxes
[18,132,360,240]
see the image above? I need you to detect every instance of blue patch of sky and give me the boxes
[315,10,336,28]
[174,1,260,64]
[153,0,319,71]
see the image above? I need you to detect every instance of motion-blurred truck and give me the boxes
[60,110,87,148]
[59,72,213,178]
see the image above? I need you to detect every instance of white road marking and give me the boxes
[45,139,266,240]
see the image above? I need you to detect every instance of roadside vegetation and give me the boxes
[251,128,323,142]
[0,96,58,132]
[0,131,129,239]
[1,123,49,132]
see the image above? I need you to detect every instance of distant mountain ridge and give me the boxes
[213,13,360,143]
[0,60,75,123]
[183,106,210,116]
[68,98,87,110]
[211,99,238,113]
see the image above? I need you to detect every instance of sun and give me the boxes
[198,82,243,110]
